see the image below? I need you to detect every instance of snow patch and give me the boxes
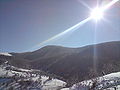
[104,72,120,78]
[61,88,70,90]
[0,64,67,90]
[0,53,12,56]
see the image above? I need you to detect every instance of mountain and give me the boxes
[0,41,120,84]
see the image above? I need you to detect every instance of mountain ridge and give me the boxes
[0,41,120,83]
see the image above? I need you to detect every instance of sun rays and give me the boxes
[31,0,119,50]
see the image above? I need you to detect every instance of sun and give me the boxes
[90,7,104,21]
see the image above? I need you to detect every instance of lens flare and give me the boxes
[90,0,119,21]
[90,7,104,21]
[30,0,119,51]
[102,0,119,10]
[33,17,91,49]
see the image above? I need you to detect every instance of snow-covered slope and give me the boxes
[62,72,120,90]
[0,62,66,90]
[42,78,66,90]
[0,60,120,90]
[0,53,12,56]
[104,72,120,78]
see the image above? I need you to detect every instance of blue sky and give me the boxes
[0,0,120,52]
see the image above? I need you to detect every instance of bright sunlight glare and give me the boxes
[30,0,119,51]
[90,7,104,21]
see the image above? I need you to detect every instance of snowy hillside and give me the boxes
[0,62,66,90]
[0,53,12,56]
[0,60,120,90]
[62,72,120,90]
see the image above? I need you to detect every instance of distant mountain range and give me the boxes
[0,41,120,83]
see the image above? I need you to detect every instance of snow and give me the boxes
[44,79,66,86]
[61,88,70,90]
[32,76,39,81]
[1,61,120,90]
[41,76,66,90]
[62,72,120,90]
[41,76,49,81]
[0,63,67,90]
[0,67,13,77]
[0,53,12,56]
[104,72,120,78]
[103,85,120,90]
[18,68,31,72]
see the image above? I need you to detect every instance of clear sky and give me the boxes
[0,0,120,52]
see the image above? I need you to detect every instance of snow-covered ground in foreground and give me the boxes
[104,85,120,90]
[42,78,66,90]
[0,53,12,56]
[0,61,120,90]
[0,67,13,77]
[0,63,66,90]
[62,72,120,90]
[104,72,120,78]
